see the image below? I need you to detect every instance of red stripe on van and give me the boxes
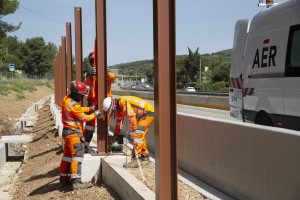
[264,39,270,44]
[249,88,254,95]
[235,78,241,89]
[231,78,236,88]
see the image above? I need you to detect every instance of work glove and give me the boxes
[108,130,114,137]
[89,104,98,112]
[94,110,101,118]
[80,136,85,143]
[92,67,96,75]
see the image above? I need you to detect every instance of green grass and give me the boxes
[0,85,10,96]
[16,94,25,101]
[0,79,53,96]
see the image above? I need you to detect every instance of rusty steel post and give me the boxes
[66,22,73,91]
[56,49,60,106]
[59,45,63,107]
[75,7,83,83]
[95,0,108,153]
[153,0,178,199]
[62,36,67,97]
[55,57,59,106]
[54,57,57,105]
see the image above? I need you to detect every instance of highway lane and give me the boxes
[112,93,239,121]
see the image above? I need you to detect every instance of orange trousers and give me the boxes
[132,112,154,157]
[60,133,84,181]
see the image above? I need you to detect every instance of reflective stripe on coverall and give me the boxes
[114,96,154,157]
[60,95,96,181]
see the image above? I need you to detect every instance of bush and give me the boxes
[211,81,229,91]
[194,81,229,91]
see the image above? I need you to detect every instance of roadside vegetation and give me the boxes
[111,48,232,92]
[0,79,53,96]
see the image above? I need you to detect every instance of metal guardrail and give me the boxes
[121,87,229,97]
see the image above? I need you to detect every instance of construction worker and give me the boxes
[59,81,101,190]
[83,52,115,153]
[102,96,154,168]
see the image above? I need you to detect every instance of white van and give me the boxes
[229,0,300,130]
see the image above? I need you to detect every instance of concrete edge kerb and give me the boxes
[0,94,52,170]
[102,156,155,200]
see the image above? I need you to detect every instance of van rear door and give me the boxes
[229,19,249,120]
[284,7,300,130]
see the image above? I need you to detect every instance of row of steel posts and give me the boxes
[53,1,177,199]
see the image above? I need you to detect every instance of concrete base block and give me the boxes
[58,124,63,137]
[102,156,155,200]
[55,114,62,128]
[81,154,102,182]
[0,144,5,169]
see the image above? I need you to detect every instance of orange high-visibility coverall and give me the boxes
[60,95,96,182]
[114,96,154,157]
[83,71,115,146]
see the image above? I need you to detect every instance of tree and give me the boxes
[145,65,153,85]
[211,62,230,83]
[176,47,201,87]
[82,56,92,74]
[18,37,57,76]
[0,0,21,38]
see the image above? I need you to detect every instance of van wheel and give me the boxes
[255,112,273,126]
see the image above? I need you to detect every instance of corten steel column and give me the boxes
[54,58,57,105]
[61,36,67,97]
[153,0,178,199]
[66,22,73,90]
[75,7,83,82]
[55,57,59,106]
[95,0,108,153]
[59,45,63,107]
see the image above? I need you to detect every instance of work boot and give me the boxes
[141,155,149,161]
[72,180,93,190]
[123,158,139,168]
[59,177,72,186]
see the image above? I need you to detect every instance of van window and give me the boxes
[285,24,300,77]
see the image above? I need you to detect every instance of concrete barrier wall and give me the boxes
[112,111,300,200]
[112,89,229,110]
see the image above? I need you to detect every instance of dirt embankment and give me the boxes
[0,85,53,138]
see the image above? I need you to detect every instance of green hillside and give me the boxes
[110,49,232,76]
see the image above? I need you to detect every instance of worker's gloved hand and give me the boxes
[94,110,101,118]
[80,136,85,143]
[90,104,98,112]
[92,67,96,76]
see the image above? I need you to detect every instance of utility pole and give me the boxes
[199,58,202,83]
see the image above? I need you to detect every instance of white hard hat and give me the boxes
[103,97,114,114]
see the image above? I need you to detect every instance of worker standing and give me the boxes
[59,81,101,190]
[102,96,154,168]
[83,52,115,153]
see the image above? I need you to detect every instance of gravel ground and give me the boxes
[122,146,210,200]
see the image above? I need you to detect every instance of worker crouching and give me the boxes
[59,81,101,190]
[102,96,154,168]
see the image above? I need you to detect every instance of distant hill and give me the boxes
[110,49,232,75]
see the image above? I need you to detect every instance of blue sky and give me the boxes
[4,0,287,66]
